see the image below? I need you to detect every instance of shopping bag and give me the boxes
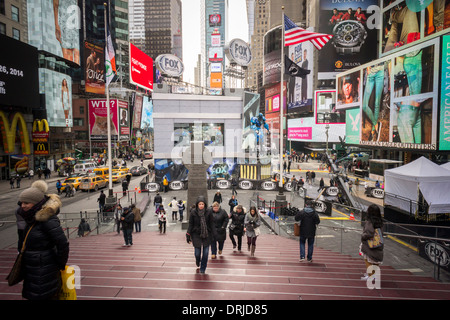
[58,265,77,300]
[294,223,300,237]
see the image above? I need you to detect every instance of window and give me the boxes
[11,5,18,22]
[0,23,5,35]
[12,28,19,40]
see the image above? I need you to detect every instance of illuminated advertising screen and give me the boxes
[318,0,378,75]
[27,0,80,65]
[129,43,154,91]
[84,41,105,94]
[315,90,345,125]
[380,1,450,57]
[0,34,39,108]
[287,117,345,143]
[39,68,73,127]
[88,99,120,140]
[118,100,130,141]
[338,37,439,150]
[140,96,153,131]
[287,39,313,114]
[132,94,143,130]
[440,35,450,151]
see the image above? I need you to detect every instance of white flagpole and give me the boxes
[104,2,113,192]
[279,7,285,189]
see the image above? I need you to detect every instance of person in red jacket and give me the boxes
[329,8,343,25]
[355,7,367,24]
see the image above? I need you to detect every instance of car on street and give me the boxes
[79,176,107,191]
[144,151,153,159]
[111,171,127,183]
[61,176,83,192]
[112,166,129,174]
[130,166,148,176]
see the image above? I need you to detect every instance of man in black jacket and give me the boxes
[121,207,134,246]
[295,200,320,262]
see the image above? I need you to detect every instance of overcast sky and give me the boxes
[181,0,249,83]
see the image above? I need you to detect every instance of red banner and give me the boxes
[129,43,154,91]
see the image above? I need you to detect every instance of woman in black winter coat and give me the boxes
[186,196,214,273]
[229,205,246,251]
[208,201,229,259]
[15,180,69,300]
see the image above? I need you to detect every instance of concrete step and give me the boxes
[1,232,450,300]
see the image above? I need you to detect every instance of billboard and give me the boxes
[287,117,345,143]
[380,1,450,57]
[140,96,153,131]
[339,37,439,150]
[118,100,130,141]
[88,99,120,140]
[210,72,223,88]
[132,94,143,130]
[0,34,39,108]
[129,43,154,91]
[287,39,313,114]
[39,68,73,127]
[318,0,378,76]
[440,35,450,151]
[315,90,345,125]
[27,0,80,65]
[84,41,105,94]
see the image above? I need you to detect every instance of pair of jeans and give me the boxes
[123,228,133,245]
[397,51,423,143]
[363,69,384,131]
[210,240,224,255]
[397,105,422,143]
[134,221,141,232]
[299,236,315,260]
[194,245,210,272]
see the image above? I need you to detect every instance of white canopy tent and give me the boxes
[441,162,450,171]
[385,157,450,214]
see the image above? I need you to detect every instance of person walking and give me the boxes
[122,179,128,197]
[228,195,238,213]
[16,175,21,188]
[213,191,222,204]
[245,206,261,257]
[13,180,69,300]
[56,180,62,195]
[295,200,320,262]
[120,207,134,246]
[360,204,384,280]
[162,176,169,193]
[154,193,162,214]
[170,197,178,221]
[10,176,15,189]
[114,204,123,234]
[77,218,91,237]
[132,203,141,232]
[186,196,214,274]
[318,177,325,192]
[231,177,238,196]
[209,201,229,259]
[177,199,185,222]
[158,207,167,234]
[229,205,246,251]
[97,190,106,212]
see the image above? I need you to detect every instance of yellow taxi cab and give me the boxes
[61,177,83,192]
[93,167,110,179]
[112,166,129,174]
[111,171,127,183]
[79,176,107,191]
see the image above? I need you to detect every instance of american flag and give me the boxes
[284,14,332,50]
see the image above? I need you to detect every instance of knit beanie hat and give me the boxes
[19,180,48,204]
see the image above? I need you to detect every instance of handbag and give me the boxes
[254,227,261,237]
[294,223,300,237]
[58,265,77,300]
[6,224,35,286]
[367,228,383,249]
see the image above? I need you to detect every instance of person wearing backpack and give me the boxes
[294,200,320,262]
